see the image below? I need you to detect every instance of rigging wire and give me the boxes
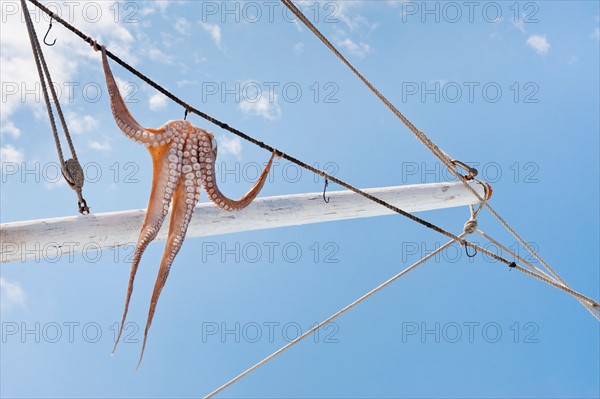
[21,0,89,214]
[23,0,600,315]
[278,0,598,318]
[204,233,468,398]
[476,228,600,321]
[22,0,491,266]
[20,1,600,394]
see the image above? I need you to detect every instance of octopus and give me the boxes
[98,45,278,367]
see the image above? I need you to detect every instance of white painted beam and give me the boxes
[0,181,490,263]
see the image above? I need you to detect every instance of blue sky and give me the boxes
[1,1,599,397]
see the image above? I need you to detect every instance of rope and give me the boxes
[204,233,467,398]
[477,229,552,280]
[24,0,600,315]
[22,0,491,264]
[476,229,600,321]
[280,0,456,172]
[21,0,89,214]
[278,0,598,317]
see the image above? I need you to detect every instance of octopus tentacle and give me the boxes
[101,45,170,147]
[101,47,278,367]
[112,142,182,353]
[201,135,277,211]
[136,135,201,368]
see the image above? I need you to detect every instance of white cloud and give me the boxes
[336,38,371,58]
[149,93,168,111]
[526,34,550,55]
[218,136,243,157]
[200,22,223,50]
[67,113,100,135]
[239,94,282,121]
[89,141,112,152]
[44,178,68,191]
[0,277,26,312]
[567,56,579,65]
[317,1,376,32]
[293,42,305,56]
[0,144,24,163]
[176,80,198,88]
[143,47,175,64]
[174,17,192,36]
[513,20,526,34]
[0,1,137,133]
[593,28,600,41]
[139,0,177,16]
[0,121,21,139]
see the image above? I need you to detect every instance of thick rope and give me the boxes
[21,0,65,166]
[21,0,88,214]
[23,0,490,263]
[278,0,597,317]
[24,0,600,315]
[204,233,467,398]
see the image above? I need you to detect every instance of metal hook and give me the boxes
[184,109,189,120]
[451,159,478,181]
[465,244,477,258]
[323,178,330,203]
[78,199,90,215]
[44,18,57,46]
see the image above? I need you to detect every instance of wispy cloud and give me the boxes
[318,1,377,59]
[0,1,137,139]
[336,37,371,58]
[149,93,168,111]
[174,17,192,36]
[200,22,223,50]
[513,20,526,34]
[89,140,112,152]
[0,277,26,312]
[239,94,282,121]
[567,55,579,65]
[593,27,600,41]
[0,144,24,163]
[67,113,100,135]
[0,121,21,139]
[293,42,305,56]
[218,135,243,157]
[329,1,378,32]
[143,47,175,64]
[139,0,175,16]
[176,80,198,87]
[526,34,550,55]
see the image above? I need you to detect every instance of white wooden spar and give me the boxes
[0,180,490,264]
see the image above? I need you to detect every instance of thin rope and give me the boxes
[204,233,466,398]
[21,0,89,214]
[25,0,600,315]
[23,0,491,264]
[476,228,552,281]
[278,0,596,316]
[280,0,455,171]
[476,228,600,321]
